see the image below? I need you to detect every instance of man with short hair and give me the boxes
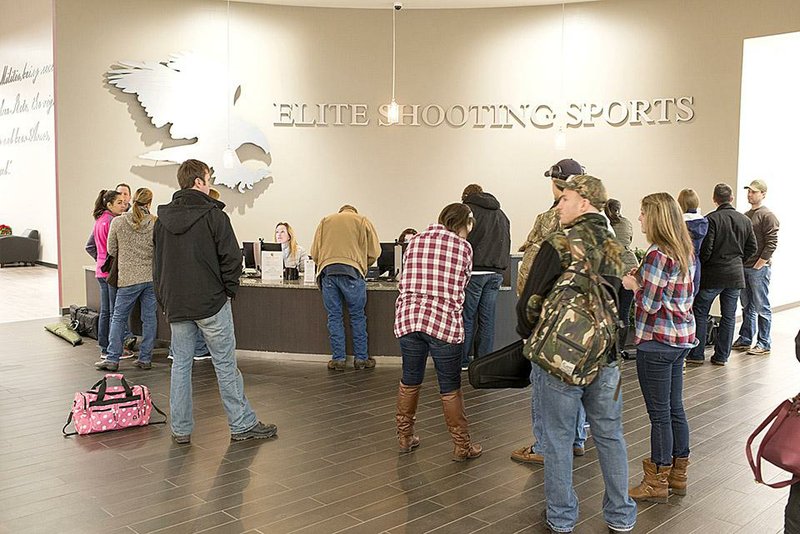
[310,204,381,370]
[154,159,277,444]
[686,183,757,366]
[116,183,132,212]
[460,183,511,369]
[511,158,588,465]
[731,179,779,355]
[522,175,636,534]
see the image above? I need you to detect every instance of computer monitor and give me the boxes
[261,242,282,252]
[376,242,398,278]
[243,241,257,270]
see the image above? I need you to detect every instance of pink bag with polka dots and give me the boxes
[62,373,166,436]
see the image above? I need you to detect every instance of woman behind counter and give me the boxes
[275,222,308,272]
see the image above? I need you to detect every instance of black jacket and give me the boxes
[463,192,511,273]
[153,189,243,322]
[699,204,757,289]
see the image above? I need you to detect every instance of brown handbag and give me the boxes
[746,393,800,488]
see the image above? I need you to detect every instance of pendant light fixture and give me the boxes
[554,1,567,151]
[386,2,402,125]
[223,0,236,168]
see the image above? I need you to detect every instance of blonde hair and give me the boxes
[276,222,298,262]
[131,188,154,229]
[677,189,699,212]
[640,192,695,275]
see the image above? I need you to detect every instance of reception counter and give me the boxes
[84,259,521,357]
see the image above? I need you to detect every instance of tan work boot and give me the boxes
[440,389,482,462]
[629,458,670,503]
[395,382,421,453]
[668,456,689,496]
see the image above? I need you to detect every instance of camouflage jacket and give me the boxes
[517,202,560,296]
[525,212,624,331]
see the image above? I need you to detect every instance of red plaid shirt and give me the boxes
[394,224,473,344]
[634,245,697,348]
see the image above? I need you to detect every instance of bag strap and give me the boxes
[62,410,77,437]
[95,373,134,400]
[746,397,800,488]
[149,400,168,426]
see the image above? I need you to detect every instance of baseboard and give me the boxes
[36,261,58,269]
[773,301,800,313]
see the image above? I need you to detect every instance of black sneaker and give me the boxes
[124,336,138,351]
[134,360,152,370]
[231,421,278,442]
[172,433,190,444]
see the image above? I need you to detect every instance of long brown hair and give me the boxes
[640,192,694,275]
[92,189,120,220]
[131,188,154,229]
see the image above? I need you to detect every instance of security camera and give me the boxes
[394,2,402,10]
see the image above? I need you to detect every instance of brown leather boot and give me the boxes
[668,456,689,496]
[396,383,421,453]
[440,389,482,462]
[629,458,670,503]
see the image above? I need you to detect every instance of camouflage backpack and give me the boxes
[523,235,621,386]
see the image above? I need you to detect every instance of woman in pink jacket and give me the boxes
[92,189,126,358]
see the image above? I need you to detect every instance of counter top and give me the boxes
[85,266,510,292]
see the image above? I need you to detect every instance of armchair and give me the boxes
[0,229,40,266]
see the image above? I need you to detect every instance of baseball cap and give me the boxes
[552,175,608,210]
[744,179,767,193]
[544,158,584,180]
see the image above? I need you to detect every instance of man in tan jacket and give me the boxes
[310,205,381,370]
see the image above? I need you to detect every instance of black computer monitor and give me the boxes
[376,242,396,277]
[261,242,282,252]
[243,241,257,270]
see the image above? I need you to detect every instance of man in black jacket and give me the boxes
[154,159,277,444]
[461,184,511,369]
[686,183,757,366]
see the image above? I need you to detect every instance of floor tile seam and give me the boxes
[337,498,445,532]
[142,508,235,534]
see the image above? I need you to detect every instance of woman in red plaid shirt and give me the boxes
[622,192,697,504]
[393,203,482,461]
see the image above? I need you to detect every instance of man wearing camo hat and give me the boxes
[518,174,635,533]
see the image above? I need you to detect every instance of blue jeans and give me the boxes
[462,273,503,365]
[736,266,772,350]
[168,331,209,357]
[533,364,637,533]
[321,274,368,361]
[106,282,156,363]
[688,287,740,363]
[531,366,587,454]
[635,347,690,466]
[97,277,118,355]
[399,332,461,394]
[169,300,258,436]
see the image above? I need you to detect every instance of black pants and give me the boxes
[787,482,800,534]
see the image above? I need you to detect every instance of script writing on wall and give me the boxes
[0,62,54,178]
[273,97,695,128]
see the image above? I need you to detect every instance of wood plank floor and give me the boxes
[1,308,798,534]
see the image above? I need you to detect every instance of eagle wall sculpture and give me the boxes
[107,53,271,192]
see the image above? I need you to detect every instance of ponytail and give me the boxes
[93,189,120,219]
[131,188,154,229]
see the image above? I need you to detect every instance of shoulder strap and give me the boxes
[149,401,168,426]
[62,411,77,437]
[745,398,800,488]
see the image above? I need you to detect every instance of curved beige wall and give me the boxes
[55,0,800,308]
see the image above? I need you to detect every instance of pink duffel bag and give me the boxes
[62,373,166,436]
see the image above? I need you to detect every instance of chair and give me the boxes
[0,229,40,266]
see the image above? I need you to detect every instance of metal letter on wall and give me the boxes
[107,53,271,192]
